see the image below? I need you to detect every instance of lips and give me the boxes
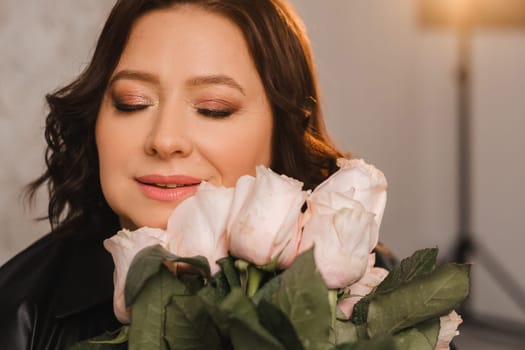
[136,174,202,202]
[137,174,202,186]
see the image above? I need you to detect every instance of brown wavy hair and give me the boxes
[26,0,345,231]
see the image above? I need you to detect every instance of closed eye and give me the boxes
[197,108,234,119]
[114,102,150,112]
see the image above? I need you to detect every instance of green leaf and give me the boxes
[350,299,370,326]
[273,249,332,350]
[376,248,438,294]
[329,319,359,346]
[257,300,304,350]
[212,270,232,301]
[392,329,433,350]
[229,320,284,350]
[125,245,210,306]
[352,248,439,325]
[195,271,232,315]
[164,295,223,350]
[392,318,440,350]
[217,256,240,288]
[366,263,470,338]
[197,284,223,309]
[355,324,369,341]
[196,287,230,336]
[330,336,396,350]
[235,259,250,293]
[88,327,129,344]
[177,273,206,295]
[128,266,188,350]
[67,341,127,350]
[252,274,281,305]
[393,318,440,349]
[247,265,265,297]
[67,328,128,350]
[219,288,285,350]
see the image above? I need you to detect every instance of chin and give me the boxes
[140,218,169,230]
[119,213,170,231]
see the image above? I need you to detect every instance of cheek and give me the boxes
[96,117,122,177]
[208,117,273,187]
[95,112,136,207]
[95,103,143,176]
[95,118,118,204]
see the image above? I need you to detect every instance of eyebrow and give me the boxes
[108,70,159,87]
[186,75,246,95]
[108,70,245,95]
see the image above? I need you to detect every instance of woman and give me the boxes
[0,0,394,349]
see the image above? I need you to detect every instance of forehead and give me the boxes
[113,5,258,83]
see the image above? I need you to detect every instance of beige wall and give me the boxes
[291,0,525,325]
[1,0,524,327]
[0,0,116,262]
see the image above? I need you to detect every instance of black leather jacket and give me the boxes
[0,223,121,350]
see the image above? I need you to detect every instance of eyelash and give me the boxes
[197,108,234,119]
[114,102,149,112]
[112,100,235,119]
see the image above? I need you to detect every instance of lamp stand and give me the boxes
[451,18,525,337]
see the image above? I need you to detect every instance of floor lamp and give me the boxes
[419,0,525,336]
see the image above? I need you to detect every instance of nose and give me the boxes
[144,107,193,158]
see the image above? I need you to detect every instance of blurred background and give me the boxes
[1,0,524,348]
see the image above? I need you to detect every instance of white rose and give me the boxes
[297,158,387,289]
[302,190,378,252]
[299,195,379,289]
[315,158,387,233]
[337,253,389,318]
[103,227,169,324]
[167,182,234,274]
[228,166,308,268]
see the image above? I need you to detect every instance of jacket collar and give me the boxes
[51,225,118,319]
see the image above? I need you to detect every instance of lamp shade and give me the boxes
[420,0,525,27]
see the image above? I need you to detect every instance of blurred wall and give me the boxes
[1,0,524,325]
[0,0,115,262]
[290,0,525,324]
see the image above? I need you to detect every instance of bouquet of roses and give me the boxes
[70,159,469,350]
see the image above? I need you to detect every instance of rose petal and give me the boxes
[228,166,307,268]
[300,206,377,289]
[315,158,387,230]
[167,182,233,274]
[103,227,168,324]
[337,253,389,318]
[435,310,463,350]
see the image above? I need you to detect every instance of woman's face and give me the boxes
[96,5,273,230]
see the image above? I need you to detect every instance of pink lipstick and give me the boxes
[136,174,201,202]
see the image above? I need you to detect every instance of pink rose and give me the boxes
[103,227,169,323]
[435,310,463,350]
[167,182,234,274]
[337,253,389,318]
[315,158,387,235]
[301,190,379,252]
[228,166,308,268]
[299,194,379,289]
[298,158,387,289]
